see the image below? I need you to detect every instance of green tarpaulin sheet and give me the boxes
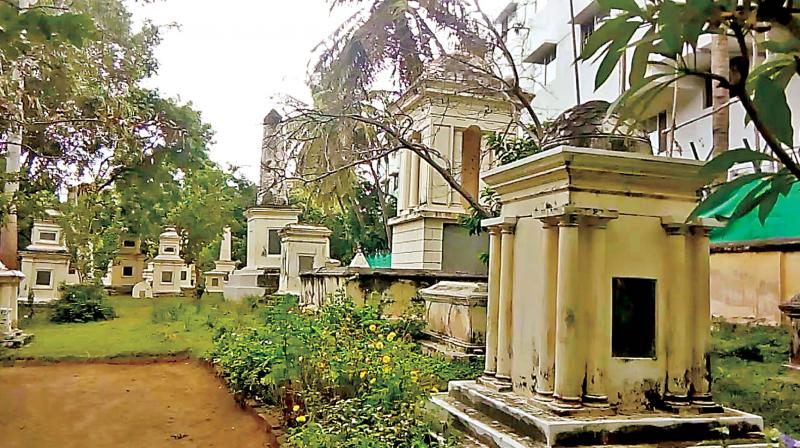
[365,253,392,268]
[700,180,800,243]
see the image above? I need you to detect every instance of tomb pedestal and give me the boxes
[224,207,300,301]
[419,281,487,359]
[204,227,237,294]
[779,294,800,370]
[151,228,187,297]
[1,261,30,348]
[277,224,333,296]
[432,145,765,447]
[18,212,72,303]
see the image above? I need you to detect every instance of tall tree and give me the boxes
[580,0,800,221]
[711,30,730,157]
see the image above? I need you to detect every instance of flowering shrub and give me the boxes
[211,293,482,447]
[50,284,116,324]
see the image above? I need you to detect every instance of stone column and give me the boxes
[779,294,800,369]
[690,226,714,406]
[585,219,610,407]
[664,224,691,406]
[399,150,410,212]
[495,223,516,381]
[484,226,503,376]
[553,216,583,409]
[220,227,232,262]
[535,222,559,400]
[409,153,421,208]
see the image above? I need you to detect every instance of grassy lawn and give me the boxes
[2,293,798,437]
[712,321,800,437]
[3,294,257,362]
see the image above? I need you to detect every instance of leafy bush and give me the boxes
[50,284,116,324]
[212,293,482,447]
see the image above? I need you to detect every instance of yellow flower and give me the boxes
[386,332,397,341]
[382,355,391,364]
[411,370,420,377]
[369,324,377,332]
[375,341,384,350]
[370,378,376,384]
[360,370,368,379]
[411,376,418,383]
[383,366,391,374]
[296,415,307,423]
[292,405,300,412]
[431,387,439,394]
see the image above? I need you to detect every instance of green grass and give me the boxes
[3,295,798,437]
[4,294,258,361]
[712,321,800,437]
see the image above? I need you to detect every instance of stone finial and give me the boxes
[220,226,232,262]
[349,248,370,269]
[263,109,282,126]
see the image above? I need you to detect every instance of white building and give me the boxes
[497,0,800,163]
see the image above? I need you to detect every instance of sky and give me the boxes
[128,0,507,182]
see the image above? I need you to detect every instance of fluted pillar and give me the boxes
[484,226,503,376]
[409,153,421,207]
[553,217,583,408]
[584,219,610,407]
[399,150,410,212]
[690,226,714,406]
[664,223,692,406]
[495,223,516,381]
[535,222,559,400]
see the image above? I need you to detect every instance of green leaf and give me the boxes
[594,21,640,90]
[598,0,642,14]
[688,172,770,222]
[699,148,776,179]
[628,30,655,87]
[731,177,771,220]
[751,75,795,147]
[580,15,634,60]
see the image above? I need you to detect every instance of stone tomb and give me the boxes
[18,212,74,303]
[151,227,188,297]
[432,145,764,447]
[779,293,800,370]
[204,226,237,294]
[224,206,301,301]
[278,224,335,296]
[419,281,487,359]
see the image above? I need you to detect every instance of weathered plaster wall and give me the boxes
[711,249,800,324]
[441,224,488,275]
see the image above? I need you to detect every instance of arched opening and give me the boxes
[460,125,482,208]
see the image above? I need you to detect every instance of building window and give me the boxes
[68,266,77,275]
[123,240,136,248]
[299,255,315,273]
[211,278,219,287]
[530,44,557,87]
[180,271,188,281]
[161,271,173,284]
[122,266,134,277]
[268,229,282,255]
[612,277,657,359]
[703,76,713,109]
[580,12,609,52]
[39,231,57,242]
[643,111,668,153]
[35,270,52,287]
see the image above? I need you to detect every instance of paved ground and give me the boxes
[0,361,275,448]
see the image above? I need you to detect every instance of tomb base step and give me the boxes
[2,330,33,348]
[420,337,484,361]
[435,380,766,448]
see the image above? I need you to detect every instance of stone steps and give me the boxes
[432,394,544,448]
[435,381,768,448]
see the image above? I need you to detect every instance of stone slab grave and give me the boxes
[779,293,800,371]
[431,102,766,448]
[420,281,487,359]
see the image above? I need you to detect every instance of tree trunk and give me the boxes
[368,162,392,248]
[711,31,730,158]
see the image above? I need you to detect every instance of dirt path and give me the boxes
[0,361,276,448]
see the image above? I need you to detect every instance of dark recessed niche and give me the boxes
[268,229,282,255]
[612,277,656,359]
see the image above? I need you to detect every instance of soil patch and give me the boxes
[0,361,276,448]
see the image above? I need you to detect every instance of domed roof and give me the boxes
[542,101,652,154]
[160,227,180,240]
